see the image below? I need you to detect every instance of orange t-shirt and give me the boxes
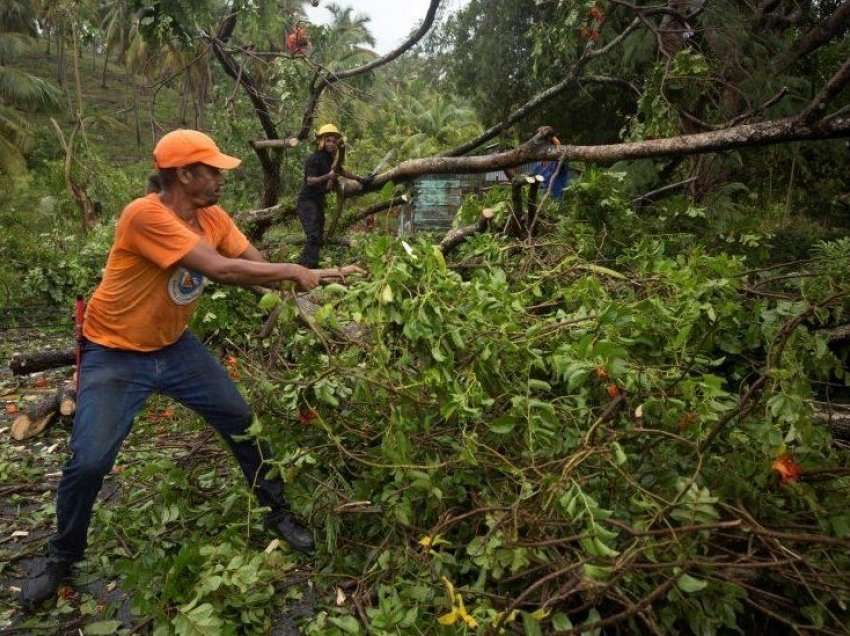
[84,193,250,351]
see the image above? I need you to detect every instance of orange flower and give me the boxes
[224,355,240,380]
[589,6,606,22]
[147,407,174,422]
[772,454,801,484]
[606,384,620,399]
[5,402,18,415]
[299,408,319,425]
[34,376,48,388]
[594,367,609,381]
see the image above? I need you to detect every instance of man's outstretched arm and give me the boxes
[179,242,319,289]
[238,244,365,281]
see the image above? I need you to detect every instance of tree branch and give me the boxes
[778,0,850,70]
[208,11,282,206]
[443,18,642,157]
[295,0,442,140]
[798,56,850,124]
[363,116,850,188]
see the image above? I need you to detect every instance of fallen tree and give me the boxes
[233,226,850,634]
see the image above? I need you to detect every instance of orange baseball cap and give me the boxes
[153,129,241,170]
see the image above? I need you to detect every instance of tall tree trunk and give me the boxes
[179,74,189,124]
[101,39,112,88]
[57,28,65,86]
[71,20,85,136]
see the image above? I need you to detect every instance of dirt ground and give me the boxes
[0,328,314,634]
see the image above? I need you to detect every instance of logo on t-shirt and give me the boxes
[167,267,206,305]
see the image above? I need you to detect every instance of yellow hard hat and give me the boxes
[316,124,341,138]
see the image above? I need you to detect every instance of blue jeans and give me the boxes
[48,330,285,563]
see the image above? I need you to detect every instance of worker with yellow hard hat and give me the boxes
[296,123,369,267]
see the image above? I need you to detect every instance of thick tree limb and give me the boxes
[296,0,442,140]
[444,20,641,158]
[10,349,75,376]
[439,208,495,255]
[235,203,296,243]
[252,137,300,149]
[338,195,410,232]
[798,56,850,124]
[362,116,850,188]
[209,12,282,207]
[778,0,850,70]
[11,386,68,441]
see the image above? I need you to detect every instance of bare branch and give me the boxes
[296,0,442,139]
[443,18,642,157]
[798,56,850,124]
[208,12,282,206]
[778,0,850,70]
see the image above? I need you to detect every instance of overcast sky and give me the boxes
[303,0,469,54]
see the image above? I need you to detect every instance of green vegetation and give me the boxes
[3,0,850,634]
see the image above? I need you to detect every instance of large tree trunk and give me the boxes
[210,14,282,208]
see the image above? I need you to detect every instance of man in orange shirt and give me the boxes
[22,130,359,606]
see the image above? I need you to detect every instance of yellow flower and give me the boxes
[437,577,479,628]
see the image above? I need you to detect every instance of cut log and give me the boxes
[10,348,75,376]
[507,176,535,237]
[11,388,61,441]
[251,137,300,149]
[59,384,76,417]
[525,174,544,235]
[440,208,496,256]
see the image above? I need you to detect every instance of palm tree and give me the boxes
[318,3,378,69]
[0,0,60,174]
[97,0,131,88]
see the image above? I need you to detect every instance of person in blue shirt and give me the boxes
[531,136,570,199]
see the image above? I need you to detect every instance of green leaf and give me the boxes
[259,292,282,311]
[522,611,543,636]
[612,442,627,466]
[581,608,602,636]
[84,621,122,635]
[379,180,395,199]
[527,379,552,392]
[677,573,708,593]
[329,615,362,634]
[488,416,517,434]
[552,612,574,631]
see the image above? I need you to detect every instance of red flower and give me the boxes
[606,384,620,399]
[299,408,319,425]
[772,454,802,484]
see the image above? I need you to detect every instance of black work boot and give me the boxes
[265,510,315,554]
[20,559,72,608]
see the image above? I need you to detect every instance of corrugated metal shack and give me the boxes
[398,170,508,235]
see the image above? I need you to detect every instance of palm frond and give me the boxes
[0,31,36,59]
[0,66,61,111]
